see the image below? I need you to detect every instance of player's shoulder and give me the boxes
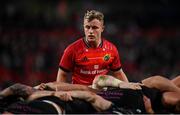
[65,38,84,50]
[103,38,117,49]
[103,38,116,45]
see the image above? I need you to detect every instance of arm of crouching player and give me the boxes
[69,90,112,112]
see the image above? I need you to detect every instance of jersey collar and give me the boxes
[83,37,103,48]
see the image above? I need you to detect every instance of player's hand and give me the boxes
[92,76,102,89]
[119,82,142,90]
[34,83,47,90]
[92,75,109,89]
[54,91,73,101]
[143,95,154,114]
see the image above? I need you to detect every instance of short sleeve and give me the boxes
[59,46,74,72]
[110,46,122,71]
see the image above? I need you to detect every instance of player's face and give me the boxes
[84,19,104,44]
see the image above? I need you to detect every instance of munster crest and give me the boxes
[103,54,110,61]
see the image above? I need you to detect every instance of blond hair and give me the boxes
[84,10,104,24]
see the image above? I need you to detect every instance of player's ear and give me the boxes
[102,25,105,32]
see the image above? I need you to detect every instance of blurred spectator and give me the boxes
[0,0,180,87]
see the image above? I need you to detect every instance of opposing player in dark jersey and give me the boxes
[34,75,180,114]
[0,83,108,114]
[57,10,128,85]
[1,75,179,114]
[0,80,144,114]
[93,75,180,113]
[0,82,143,114]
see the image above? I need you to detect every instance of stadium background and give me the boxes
[0,0,180,88]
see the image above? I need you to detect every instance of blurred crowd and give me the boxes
[0,0,180,88]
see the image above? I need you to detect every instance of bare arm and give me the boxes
[69,91,112,112]
[142,75,180,92]
[30,90,112,112]
[92,75,141,90]
[34,81,93,91]
[28,90,74,102]
[162,92,180,107]
[27,91,55,101]
[113,69,129,82]
[48,82,92,91]
[56,68,68,82]
[143,95,154,114]
[171,75,180,88]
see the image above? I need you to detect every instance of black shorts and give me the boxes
[141,86,168,113]
[98,103,136,114]
[97,87,146,113]
[5,100,60,114]
[2,96,96,114]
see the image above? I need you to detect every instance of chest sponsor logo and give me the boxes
[94,65,99,69]
[103,54,111,61]
[80,69,106,75]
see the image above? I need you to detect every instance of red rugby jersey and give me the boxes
[59,38,121,85]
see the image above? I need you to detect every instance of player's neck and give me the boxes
[86,38,102,48]
[89,42,99,48]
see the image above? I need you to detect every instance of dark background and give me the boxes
[0,0,180,88]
